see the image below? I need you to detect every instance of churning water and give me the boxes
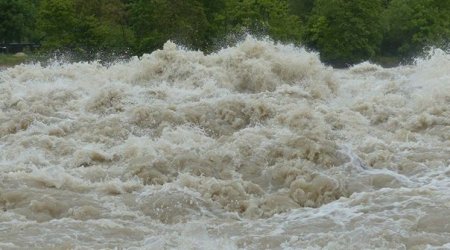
[0,37,449,249]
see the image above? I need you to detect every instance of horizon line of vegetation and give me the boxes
[1,0,449,68]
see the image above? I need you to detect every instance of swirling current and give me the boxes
[0,38,449,249]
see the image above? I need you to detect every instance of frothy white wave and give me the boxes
[0,37,449,249]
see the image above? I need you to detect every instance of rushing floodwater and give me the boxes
[0,38,449,249]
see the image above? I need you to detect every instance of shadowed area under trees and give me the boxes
[0,0,449,67]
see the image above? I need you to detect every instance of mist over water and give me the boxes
[0,37,449,249]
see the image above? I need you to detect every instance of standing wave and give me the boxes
[0,37,449,249]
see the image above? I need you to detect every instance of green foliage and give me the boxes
[2,0,448,66]
[38,0,133,53]
[0,54,28,66]
[129,0,209,54]
[288,0,314,21]
[74,0,135,50]
[37,0,80,48]
[305,0,384,66]
[0,0,37,43]
[381,0,450,58]
[215,0,303,43]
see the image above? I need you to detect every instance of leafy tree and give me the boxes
[305,0,384,66]
[129,0,209,54]
[37,0,80,48]
[38,0,133,53]
[288,0,314,21]
[0,0,36,43]
[215,0,303,43]
[198,0,227,49]
[73,0,134,50]
[381,0,450,58]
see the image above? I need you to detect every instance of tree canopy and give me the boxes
[305,0,384,66]
[130,0,209,53]
[1,0,449,66]
[0,0,36,43]
[381,0,450,58]
[216,0,302,43]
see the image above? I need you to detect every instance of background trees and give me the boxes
[381,0,450,58]
[0,0,449,66]
[214,0,302,43]
[288,0,314,22]
[0,0,37,43]
[129,0,209,53]
[37,0,133,52]
[304,0,384,66]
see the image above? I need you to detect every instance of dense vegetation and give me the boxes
[1,0,449,66]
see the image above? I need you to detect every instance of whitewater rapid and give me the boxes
[0,38,449,249]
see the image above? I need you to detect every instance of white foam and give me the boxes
[0,38,449,249]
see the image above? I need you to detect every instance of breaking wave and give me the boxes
[0,37,449,249]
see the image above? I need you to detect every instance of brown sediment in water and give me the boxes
[0,38,449,249]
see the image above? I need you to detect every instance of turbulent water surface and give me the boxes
[0,38,449,249]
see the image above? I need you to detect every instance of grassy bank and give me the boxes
[0,53,29,67]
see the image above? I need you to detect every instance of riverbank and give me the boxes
[0,53,29,68]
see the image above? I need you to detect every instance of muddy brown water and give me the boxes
[0,38,449,249]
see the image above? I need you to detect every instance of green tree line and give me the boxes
[1,0,449,66]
